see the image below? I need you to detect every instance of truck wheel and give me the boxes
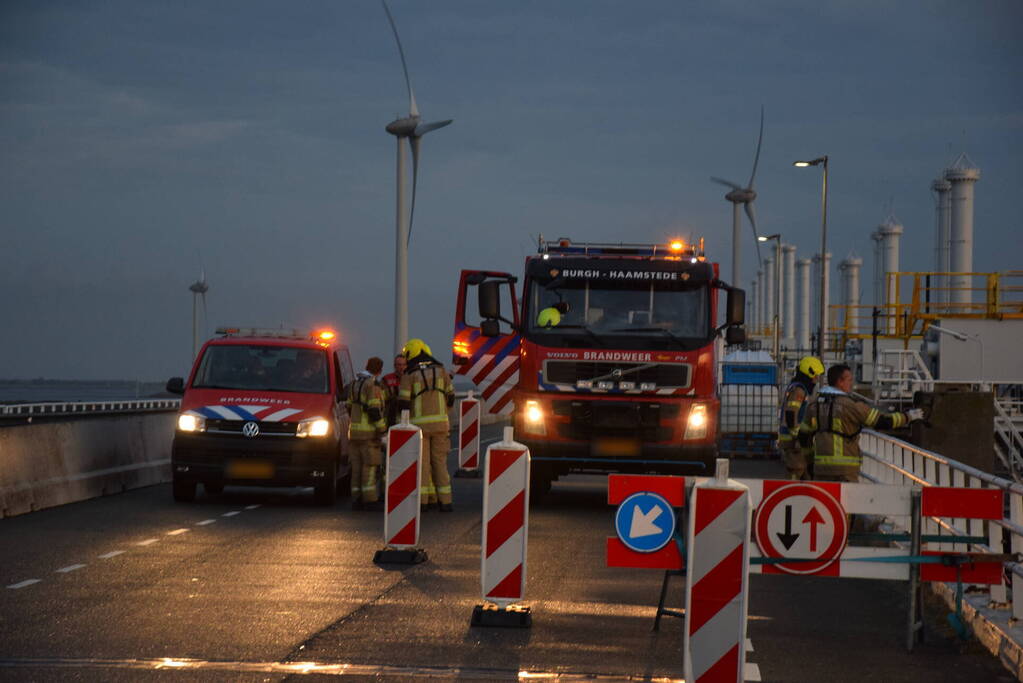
[172,477,196,502]
[529,467,552,504]
[314,465,338,506]
[204,482,224,496]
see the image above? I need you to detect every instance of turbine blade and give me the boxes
[413,119,452,137]
[748,105,764,189]
[381,0,419,118]
[407,136,420,246]
[711,177,742,191]
[745,201,762,266]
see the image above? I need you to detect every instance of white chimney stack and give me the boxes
[782,244,796,344]
[751,277,760,332]
[797,258,812,350]
[944,153,981,307]
[878,216,903,333]
[764,254,775,334]
[931,178,952,305]
[838,254,863,335]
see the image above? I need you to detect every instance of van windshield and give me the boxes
[192,345,329,394]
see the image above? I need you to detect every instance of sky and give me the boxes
[1,0,1020,381]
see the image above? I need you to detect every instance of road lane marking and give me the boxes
[167,528,189,536]
[98,551,125,559]
[222,511,240,517]
[196,519,217,526]
[55,564,85,573]
[746,637,754,652]
[244,504,260,510]
[745,662,762,681]
[6,580,40,590]
[136,538,159,546]
[0,656,685,680]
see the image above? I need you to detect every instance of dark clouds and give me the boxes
[1,0,1020,379]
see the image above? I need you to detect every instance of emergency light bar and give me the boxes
[538,236,705,260]
[215,327,338,342]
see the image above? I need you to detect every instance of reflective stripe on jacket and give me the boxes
[800,389,909,468]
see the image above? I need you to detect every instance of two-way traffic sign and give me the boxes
[754,482,848,575]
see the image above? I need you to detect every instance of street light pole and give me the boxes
[794,156,829,357]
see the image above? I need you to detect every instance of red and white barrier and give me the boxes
[684,460,752,683]
[458,391,481,471]
[383,411,422,549]
[480,426,530,607]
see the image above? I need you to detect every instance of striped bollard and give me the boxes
[455,391,482,478]
[373,410,427,565]
[683,459,752,683]
[471,426,532,627]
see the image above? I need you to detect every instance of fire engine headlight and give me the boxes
[297,418,331,438]
[177,413,205,433]
[684,404,708,440]
[522,400,546,435]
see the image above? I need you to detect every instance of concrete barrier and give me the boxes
[0,413,174,518]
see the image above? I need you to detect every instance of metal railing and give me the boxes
[0,399,181,419]
[860,429,1023,621]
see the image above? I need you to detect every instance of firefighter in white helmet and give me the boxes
[397,339,455,511]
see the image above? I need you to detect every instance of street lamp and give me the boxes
[794,156,829,357]
[759,233,782,358]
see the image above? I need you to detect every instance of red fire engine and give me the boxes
[452,238,745,495]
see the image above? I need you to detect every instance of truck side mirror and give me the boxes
[166,377,185,395]
[480,319,501,338]
[478,280,502,320]
[725,327,746,346]
[726,288,745,327]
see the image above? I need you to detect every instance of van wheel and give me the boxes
[172,477,196,502]
[204,482,224,496]
[337,467,352,499]
[314,465,338,506]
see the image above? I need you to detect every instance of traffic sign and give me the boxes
[614,492,676,553]
[754,482,848,575]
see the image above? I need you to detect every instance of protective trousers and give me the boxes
[780,444,810,480]
[420,432,452,505]
[349,439,381,503]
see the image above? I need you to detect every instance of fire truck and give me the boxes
[452,238,745,495]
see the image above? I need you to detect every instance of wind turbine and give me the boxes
[382,0,452,355]
[712,107,764,288]
[188,268,208,361]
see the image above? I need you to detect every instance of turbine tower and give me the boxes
[188,269,208,361]
[382,0,453,354]
[712,107,765,287]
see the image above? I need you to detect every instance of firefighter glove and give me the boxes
[906,408,925,422]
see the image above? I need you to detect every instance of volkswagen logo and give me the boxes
[611,368,623,378]
[242,421,260,438]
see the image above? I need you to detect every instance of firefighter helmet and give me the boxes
[536,307,562,328]
[402,338,432,359]
[797,356,825,379]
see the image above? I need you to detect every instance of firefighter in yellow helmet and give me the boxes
[397,339,456,511]
[798,363,923,483]
[346,357,387,510]
[777,356,824,480]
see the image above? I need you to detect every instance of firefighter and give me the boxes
[798,363,923,483]
[397,338,455,511]
[346,357,387,510]
[777,356,824,480]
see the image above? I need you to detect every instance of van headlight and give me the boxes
[177,413,206,433]
[296,418,331,438]
[684,404,708,440]
[522,400,546,435]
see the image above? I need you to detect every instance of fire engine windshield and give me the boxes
[192,345,329,393]
[527,278,710,348]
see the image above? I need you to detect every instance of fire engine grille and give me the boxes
[543,361,690,388]
[205,419,297,436]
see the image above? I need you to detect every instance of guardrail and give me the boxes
[860,429,1023,622]
[0,399,181,419]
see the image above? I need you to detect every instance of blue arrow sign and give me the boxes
[614,492,676,553]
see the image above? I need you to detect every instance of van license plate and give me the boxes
[227,460,275,479]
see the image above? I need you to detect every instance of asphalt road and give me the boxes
[0,425,1012,682]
